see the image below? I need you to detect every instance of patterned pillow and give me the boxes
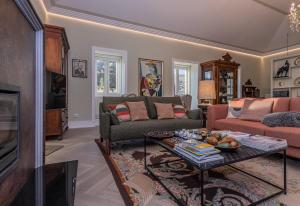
[227,100,243,119]
[107,103,131,122]
[173,105,188,119]
[262,112,300,127]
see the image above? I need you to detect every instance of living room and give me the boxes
[1,0,300,205]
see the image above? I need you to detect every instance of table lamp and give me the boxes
[199,80,216,105]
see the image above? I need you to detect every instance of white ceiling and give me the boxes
[49,0,300,53]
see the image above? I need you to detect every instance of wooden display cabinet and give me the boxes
[45,24,69,75]
[200,53,239,104]
[45,24,70,139]
[46,109,68,138]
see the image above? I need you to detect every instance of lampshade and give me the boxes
[198,80,216,100]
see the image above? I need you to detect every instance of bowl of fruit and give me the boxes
[206,133,240,152]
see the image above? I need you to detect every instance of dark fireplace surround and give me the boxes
[0,84,20,179]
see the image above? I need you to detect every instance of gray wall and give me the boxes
[46,15,263,122]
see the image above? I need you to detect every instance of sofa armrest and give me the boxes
[207,104,228,130]
[99,103,111,139]
[187,108,203,120]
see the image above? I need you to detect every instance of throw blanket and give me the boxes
[262,112,300,127]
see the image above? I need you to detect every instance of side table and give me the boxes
[198,104,209,128]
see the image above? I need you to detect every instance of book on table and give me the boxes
[240,135,287,151]
[174,142,224,167]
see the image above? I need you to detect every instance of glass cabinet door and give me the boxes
[218,69,234,104]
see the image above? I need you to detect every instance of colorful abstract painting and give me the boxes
[139,58,163,96]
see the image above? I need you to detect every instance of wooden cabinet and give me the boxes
[45,24,69,139]
[46,109,68,137]
[45,24,69,75]
[200,53,240,104]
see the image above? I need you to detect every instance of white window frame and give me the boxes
[92,47,127,125]
[92,47,127,97]
[173,62,192,96]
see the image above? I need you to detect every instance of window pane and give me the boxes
[96,59,105,93]
[174,65,190,96]
[178,68,187,95]
[108,60,118,93]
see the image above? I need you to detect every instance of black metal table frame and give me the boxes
[144,136,287,206]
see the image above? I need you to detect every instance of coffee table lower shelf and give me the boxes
[144,137,287,206]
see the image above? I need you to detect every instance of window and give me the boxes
[93,47,127,96]
[96,54,122,95]
[174,63,191,95]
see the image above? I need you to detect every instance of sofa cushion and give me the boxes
[290,98,300,112]
[239,99,273,122]
[271,98,290,112]
[265,127,300,148]
[102,96,146,112]
[126,101,149,121]
[214,119,268,135]
[262,112,300,127]
[154,103,175,119]
[111,119,201,141]
[146,96,182,119]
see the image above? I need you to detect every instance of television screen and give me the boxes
[0,91,19,174]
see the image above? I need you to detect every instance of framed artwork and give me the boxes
[138,58,163,96]
[72,59,87,78]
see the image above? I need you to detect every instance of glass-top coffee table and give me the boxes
[144,131,287,206]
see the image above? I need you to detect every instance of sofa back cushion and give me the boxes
[239,99,274,121]
[146,96,182,119]
[290,98,300,112]
[270,98,290,112]
[126,101,149,121]
[102,96,146,112]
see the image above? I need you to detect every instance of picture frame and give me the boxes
[138,58,163,96]
[72,59,87,78]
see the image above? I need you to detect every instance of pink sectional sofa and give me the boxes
[207,98,300,158]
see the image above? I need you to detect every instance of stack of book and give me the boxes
[239,135,287,151]
[174,142,224,167]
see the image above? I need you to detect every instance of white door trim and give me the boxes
[35,30,44,168]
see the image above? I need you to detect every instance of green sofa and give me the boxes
[99,96,203,153]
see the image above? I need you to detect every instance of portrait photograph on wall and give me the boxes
[139,58,163,96]
[72,59,87,78]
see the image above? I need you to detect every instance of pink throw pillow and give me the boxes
[126,101,149,121]
[154,103,175,120]
[239,99,274,121]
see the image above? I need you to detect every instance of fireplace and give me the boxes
[0,84,20,177]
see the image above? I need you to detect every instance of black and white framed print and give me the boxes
[72,59,87,78]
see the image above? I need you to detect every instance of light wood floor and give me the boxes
[46,127,125,206]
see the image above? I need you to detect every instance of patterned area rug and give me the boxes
[96,140,300,206]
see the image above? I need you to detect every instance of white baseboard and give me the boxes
[69,120,98,129]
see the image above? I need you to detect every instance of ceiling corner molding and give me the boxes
[263,44,300,58]
[41,0,263,58]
